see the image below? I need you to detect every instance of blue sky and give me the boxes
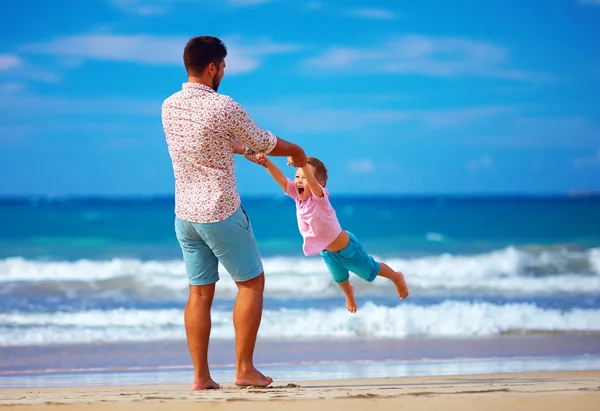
[0,0,599,196]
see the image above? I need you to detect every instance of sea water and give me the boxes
[1,195,599,386]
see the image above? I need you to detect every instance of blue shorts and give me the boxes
[320,231,381,284]
[174,205,264,286]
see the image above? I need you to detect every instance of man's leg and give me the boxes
[199,206,272,387]
[185,283,219,389]
[175,217,220,390]
[232,273,272,387]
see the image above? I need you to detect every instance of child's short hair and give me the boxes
[307,156,328,186]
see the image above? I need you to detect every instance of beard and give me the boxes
[212,75,221,92]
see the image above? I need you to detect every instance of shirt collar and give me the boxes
[182,82,215,93]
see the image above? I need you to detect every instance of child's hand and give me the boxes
[286,156,300,167]
[245,152,268,167]
[286,151,307,168]
[254,153,268,166]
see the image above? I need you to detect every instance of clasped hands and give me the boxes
[244,149,307,168]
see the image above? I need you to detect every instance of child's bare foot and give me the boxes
[346,285,357,313]
[393,271,409,299]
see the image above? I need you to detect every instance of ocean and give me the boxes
[1,195,600,387]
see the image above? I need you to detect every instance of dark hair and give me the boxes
[307,156,328,186]
[183,36,227,75]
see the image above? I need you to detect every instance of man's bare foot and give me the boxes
[191,378,220,390]
[346,285,357,313]
[393,271,409,299]
[234,367,273,387]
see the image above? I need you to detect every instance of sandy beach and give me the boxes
[1,370,599,410]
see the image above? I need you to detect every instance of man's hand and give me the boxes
[232,139,245,155]
[268,138,307,167]
[244,151,268,167]
[286,147,307,168]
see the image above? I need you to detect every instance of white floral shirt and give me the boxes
[162,82,277,223]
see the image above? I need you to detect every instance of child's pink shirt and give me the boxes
[284,178,343,256]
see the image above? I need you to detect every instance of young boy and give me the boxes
[247,152,409,313]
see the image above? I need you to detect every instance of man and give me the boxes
[161,36,307,390]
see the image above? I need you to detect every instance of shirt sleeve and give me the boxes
[284,178,298,201]
[312,187,331,204]
[225,97,278,154]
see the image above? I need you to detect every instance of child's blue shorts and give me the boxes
[320,231,381,284]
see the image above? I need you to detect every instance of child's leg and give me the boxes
[337,280,357,313]
[339,232,409,300]
[321,252,358,313]
[376,262,409,299]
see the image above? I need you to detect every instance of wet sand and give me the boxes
[3,334,599,373]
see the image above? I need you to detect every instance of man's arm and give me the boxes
[269,138,307,168]
[300,165,324,198]
[226,98,307,167]
[232,139,245,154]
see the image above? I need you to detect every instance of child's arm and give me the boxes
[250,154,288,192]
[236,143,286,190]
[300,164,324,198]
[264,157,288,192]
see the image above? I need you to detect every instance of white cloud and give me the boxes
[227,0,277,5]
[306,1,324,10]
[468,155,494,171]
[573,149,600,168]
[21,34,302,75]
[472,116,600,149]
[0,122,158,149]
[110,0,277,14]
[0,54,59,83]
[0,94,160,117]
[347,159,375,173]
[305,35,553,80]
[513,117,599,149]
[110,0,167,14]
[0,54,22,71]
[12,69,60,84]
[0,122,151,135]
[0,82,25,93]
[23,34,187,64]
[346,8,397,20]
[131,5,166,14]
[111,0,167,14]
[420,106,514,127]
[249,104,514,133]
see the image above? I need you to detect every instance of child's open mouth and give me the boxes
[297,186,305,195]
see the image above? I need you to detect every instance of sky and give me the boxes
[0,0,599,197]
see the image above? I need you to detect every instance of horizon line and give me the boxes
[1,191,599,201]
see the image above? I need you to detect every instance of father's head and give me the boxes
[183,36,227,92]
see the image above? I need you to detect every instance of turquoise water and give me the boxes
[1,195,599,378]
[2,195,600,260]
